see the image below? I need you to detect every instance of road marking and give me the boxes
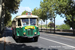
[40,37,75,49]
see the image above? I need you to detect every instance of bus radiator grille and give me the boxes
[27,29,33,36]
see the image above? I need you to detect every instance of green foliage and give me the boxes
[48,22,54,28]
[39,25,48,28]
[6,20,12,27]
[56,24,70,30]
[4,0,21,26]
[5,0,21,14]
[4,10,11,26]
[40,0,75,29]
[21,11,28,15]
[32,8,47,21]
[56,25,60,29]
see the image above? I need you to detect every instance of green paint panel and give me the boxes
[16,25,40,37]
[16,28,23,36]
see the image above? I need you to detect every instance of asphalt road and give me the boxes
[1,27,75,50]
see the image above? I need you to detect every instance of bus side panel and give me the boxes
[36,27,40,35]
[16,28,23,36]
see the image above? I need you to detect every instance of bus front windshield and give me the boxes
[30,18,37,25]
[22,18,37,26]
[22,18,29,26]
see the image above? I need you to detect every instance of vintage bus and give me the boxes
[12,12,40,42]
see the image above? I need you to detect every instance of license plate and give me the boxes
[28,36,33,38]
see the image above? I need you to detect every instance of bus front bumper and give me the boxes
[18,35,40,38]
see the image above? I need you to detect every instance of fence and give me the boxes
[39,28,73,33]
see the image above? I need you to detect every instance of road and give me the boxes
[0,27,75,50]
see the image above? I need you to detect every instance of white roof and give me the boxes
[16,15,38,19]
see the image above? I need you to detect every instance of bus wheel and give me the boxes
[15,36,19,40]
[15,36,20,43]
[34,37,38,42]
[13,34,15,38]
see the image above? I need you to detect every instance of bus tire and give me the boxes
[34,37,38,42]
[15,36,19,40]
[13,34,15,38]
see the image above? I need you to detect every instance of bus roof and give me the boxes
[16,15,39,19]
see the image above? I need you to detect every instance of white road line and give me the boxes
[40,37,75,49]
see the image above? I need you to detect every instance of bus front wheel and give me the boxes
[34,37,38,42]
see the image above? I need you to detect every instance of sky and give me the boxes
[11,0,65,25]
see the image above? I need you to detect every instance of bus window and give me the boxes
[22,18,29,26]
[18,19,21,26]
[30,18,37,26]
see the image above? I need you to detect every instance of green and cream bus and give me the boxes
[12,12,40,42]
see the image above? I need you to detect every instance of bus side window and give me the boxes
[18,19,21,26]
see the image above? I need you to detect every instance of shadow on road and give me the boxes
[0,42,58,50]
[13,37,36,43]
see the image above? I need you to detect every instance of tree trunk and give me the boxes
[72,16,75,35]
[54,17,55,33]
[73,29,75,35]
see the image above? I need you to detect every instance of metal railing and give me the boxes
[39,28,73,33]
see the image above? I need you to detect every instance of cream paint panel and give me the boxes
[16,26,23,28]
[16,15,38,19]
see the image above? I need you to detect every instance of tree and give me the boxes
[60,24,70,30]
[4,0,22,26]
[21,10,28,15]
[48,22,55,28]
[32,8,48,21]
[56,24,70,30]
[4,10,11,26]
[5,0,21,14]
[40,0,75,35]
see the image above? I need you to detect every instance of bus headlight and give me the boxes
[34,32,37,34]
[23,32,26,35]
